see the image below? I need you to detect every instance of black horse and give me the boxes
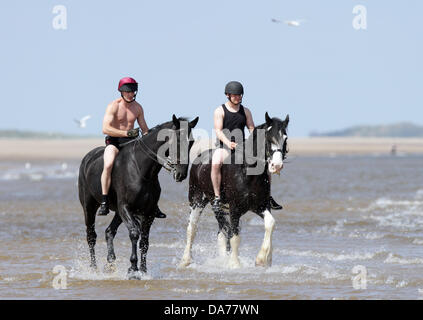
[180,113,289,268]
[78,115,199,279]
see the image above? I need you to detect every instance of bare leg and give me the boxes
[101,145,119,195]
[211,166,222,198]
[211,148,229,198]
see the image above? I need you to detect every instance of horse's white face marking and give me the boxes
[269,143,283,173]
[268,132,287,174]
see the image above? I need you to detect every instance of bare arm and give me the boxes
[244,107,255,133]
[214,107,232,148]
[137,104,149,135]
[102,102,128,137]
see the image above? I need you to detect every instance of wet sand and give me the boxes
[1,137,423,160]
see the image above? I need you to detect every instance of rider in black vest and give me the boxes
[211,81,282,213]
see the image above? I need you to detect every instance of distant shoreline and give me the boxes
[0,137,422,161]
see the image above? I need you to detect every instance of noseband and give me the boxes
[265,135,288,162]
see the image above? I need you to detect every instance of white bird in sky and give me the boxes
[74,115,91,128]
[271,18,306,27]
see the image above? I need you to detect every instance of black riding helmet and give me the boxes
[224,81,244,95]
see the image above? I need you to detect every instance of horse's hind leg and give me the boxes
[119,204,141,279]
[83,198,99,270]
[214,209,233,258]
[179,205,204,267]
[228,213,241,269]
[104,213,122,272]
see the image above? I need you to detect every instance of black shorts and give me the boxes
[105,136,136,150]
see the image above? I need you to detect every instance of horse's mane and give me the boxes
[249,117,287,141]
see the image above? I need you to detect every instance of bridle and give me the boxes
[265,131,288,162]
[136,136,177,173]
[118,127,180,173]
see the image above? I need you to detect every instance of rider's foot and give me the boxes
[211,196,222,213]
[98,202,110,216]
[155,207,167,219]
[269,196,283,210]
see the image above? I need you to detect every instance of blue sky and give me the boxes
[0,0,421,137]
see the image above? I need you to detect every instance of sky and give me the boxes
[0,0,422,137]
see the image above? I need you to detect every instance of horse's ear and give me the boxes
[189,116,199,129]
[265,112,272,126]
[285,114,290,126]
[172,114,180,129]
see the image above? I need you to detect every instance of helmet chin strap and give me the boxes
[121,91,137,103]
[227,95,242,106]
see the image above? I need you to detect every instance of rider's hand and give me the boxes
[127,128,140,138]
[227,142,237,150]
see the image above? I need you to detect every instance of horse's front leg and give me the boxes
[139,213,155,274]
[255,209,275,267]
[119,204,141,279]
[180,205,204,267]
[228,213,241,269]
[104,213,122,273]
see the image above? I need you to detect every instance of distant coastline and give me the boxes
[1,137,423,161]
[0,129,102,139]
[310,122,423,138]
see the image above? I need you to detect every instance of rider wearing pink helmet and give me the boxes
[99,77,166,218]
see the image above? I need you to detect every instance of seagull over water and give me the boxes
[74,115,91,128]
[271,18,306,27]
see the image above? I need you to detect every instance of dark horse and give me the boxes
[180,113,289,268]
[78,115,199,279]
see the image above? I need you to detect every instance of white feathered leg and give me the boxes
[217,231,228,257]
[179,206,203,267]
[255,210,275,267]
[229,234,241,268]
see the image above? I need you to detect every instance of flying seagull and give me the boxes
[74,115,91,128]
[271,18,306,27]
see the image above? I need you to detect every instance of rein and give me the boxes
[118,127,176,173]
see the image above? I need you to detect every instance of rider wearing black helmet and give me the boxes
[211,81,283,213]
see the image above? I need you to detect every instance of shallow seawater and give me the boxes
[1,155,423,299]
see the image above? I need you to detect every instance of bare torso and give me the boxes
[102,98,148,137]
[112,98,141,131]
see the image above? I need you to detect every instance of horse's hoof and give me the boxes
[229,259,241,269]
[104,262,117,274]
[255,258,271,268]
[127,269,143,280]
[178,258,191,268]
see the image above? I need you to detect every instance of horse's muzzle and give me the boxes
[269,161,283,174]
